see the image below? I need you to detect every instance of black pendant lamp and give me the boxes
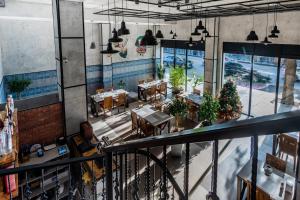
[206,32,211,38]
[268,32,278,38]
[156,30,164,38]
[109,28,123,43]
[101,42,119,54]
[261,3,271,45]
[270,4,280,35]
[197,20,205,30]
[199,37,205,44]
[90,22,96,49]
[191,27,201,36]
[172,34,176,40]
[186,37,196,47]
[118,0,130,36]
[141,0,157,46]
[246,12,259,41]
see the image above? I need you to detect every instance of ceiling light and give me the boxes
[90,42,96,49]
[172,34,176,40]
[246,30,259,41]
[158,0,162,7]
[101,42,119,54]
[202,28,208,34]
[206,32,211,38]
[268,32,278,38]
[191,28,201,36]
[109,28,123,43]
[197,20,205,30]
[90,22,96,49]
[141,29,158,46]
[261,36,272,45]
[261,4,271,45]
[200,37,205,44]
[156,30,164,38]
[177,3,180,10]
[271,25,280,34]
[173,32,177,37]
[118,21,130,36]
[170,30,173,34]
[186,37,196,47]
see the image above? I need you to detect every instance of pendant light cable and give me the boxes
[108,0,111,37]
[148,0,150,30]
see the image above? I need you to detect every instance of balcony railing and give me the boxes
[0,111,300,200]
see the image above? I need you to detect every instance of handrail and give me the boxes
[104,110,300,152]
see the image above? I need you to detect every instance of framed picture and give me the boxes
[0,0,4,7]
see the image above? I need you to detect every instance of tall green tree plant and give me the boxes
[199,93,220,126]
[169,66,185,94]
[167,98,188,129]
[157,64,165,80]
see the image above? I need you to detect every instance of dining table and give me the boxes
[90,89,128,116]
[131,105,173,135]
[137,80,162,100]
[236,159,295,200]
[179,92,203,106]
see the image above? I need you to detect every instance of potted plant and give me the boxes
[7,78,31,99]
[199,93,220,127]
[188,72,204,91]
[157,64,165,80]
[218,79,242,121]
[169,66,185,94]
[167,98,188,157]
[118,80,126,89]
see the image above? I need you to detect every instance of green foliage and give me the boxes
[188,72,204,88]
[118,80,126,89]
[8,78,31,98]
[199,93,220,125]
[157,64,165,80]
[169,66,185,91]
[167,98,188,118]
[218,79,242,120]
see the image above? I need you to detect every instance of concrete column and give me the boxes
[204,17,220,96]
[282,59,296,105]
[52,0,88,136]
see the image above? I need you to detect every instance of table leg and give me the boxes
[138,86,141,100]
[168,121,171,133]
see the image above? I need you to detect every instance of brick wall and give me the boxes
[18,103,64,146]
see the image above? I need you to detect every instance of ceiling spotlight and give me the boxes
[261,36,272,45]
[101,42,119,54]
[202,28,208,34]
[191,28,201,36]
[156,30,164,38]
[109,28,123,43]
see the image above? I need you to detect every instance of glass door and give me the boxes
[162,47,175,87]
[187,50,205,94]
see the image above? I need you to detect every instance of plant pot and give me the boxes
[172,87,182,95]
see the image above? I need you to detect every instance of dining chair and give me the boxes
[106,86,114,92]
[139,118,155,137]
[186,99,198,122]
[138,80,145,85]
[145,86,157,102]
[193,88,201,96]
[96,88,104,94]
[131,111,139,135]
[101,96,113,117]
[265,153,287,173]
[278,134,298,170]
[157,82,167,99]
[114,93,127,113]
[147,78,154,82]
[246,180,271,200]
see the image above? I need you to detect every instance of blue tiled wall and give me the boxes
[0,58,155,103]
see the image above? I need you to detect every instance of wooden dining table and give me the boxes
[137,80,162,100]
[179,92,203,106]
[131,105,173,135]
[90,89,128,116]
[237,159,295,200]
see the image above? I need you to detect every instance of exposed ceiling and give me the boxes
[94,0,300,21]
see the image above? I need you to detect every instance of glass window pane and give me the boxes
[187,50,204,94]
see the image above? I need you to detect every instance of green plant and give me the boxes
[169,66,185,93]
[7,78,31,99]
[157,64,165,80]
[218,79,242,120]
[188,72,204,88]
[199,93,220,126]
[167,98,188,128]
[118,80,126,89]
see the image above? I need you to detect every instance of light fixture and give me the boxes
[173,32,177,37]
[261,2,271,45]
[177,3,180,10]
[270,3,280,35]
[170,30,174,34]
[158,0,162,7]
[156,30,164,38]
[90,22,96,49]
[202,11,208,34]
[197,20,205,30]
[109,28,123,43]
[246,11,259,41]
[118,0,130,36]
[268,32,278,38]
[200,37,205,43]
[135,0,139,4]
[271,25,280,34]
[191,27,201,36]
[185,37,196,47]
[206,32,211,38]
[141,0,157,46]
[172,34,176,40]
[101,42,119,55]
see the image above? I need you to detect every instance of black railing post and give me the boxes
[184,143,190,200]
[119,154,123,200]
[163,145,168,199]
[106,152,113,200]
[251,135,258,200]
[212,140,219,195]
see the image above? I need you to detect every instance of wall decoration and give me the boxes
[0,0,5,7]
[114,38,128,58]
[135,36,147,56]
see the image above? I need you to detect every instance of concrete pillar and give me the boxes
[282,59,296,105]
[52,0,88,136]
[204,17,220,96]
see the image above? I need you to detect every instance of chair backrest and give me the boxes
[159,82,167,93]
[147,78,153,82]
[138,80,145,85]
[140,118,154,136]
[131,111,138,130]
[265,153,287,173]
[278,134,298,156]
[193,88,201,96]
[103,96,113,110]
[117,93,126,105]
[247,181,271,200]
[96,88,104,94]
[147,86,156,96]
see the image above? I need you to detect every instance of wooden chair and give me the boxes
[265,153,287,173]
[193,88,201,96]
[114,93,127,113]
[131,111,139,134]
[100,96,113,117]
[147,78,153,82]
[96,88,104,94]
[246,181,271,200]
[186,99,198,122]
[139,118,155,137]
[138,80,145,85]
[157,82,167,99]
[106,86,114,92]
[145,86,157,102]
[278,134,298,170]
